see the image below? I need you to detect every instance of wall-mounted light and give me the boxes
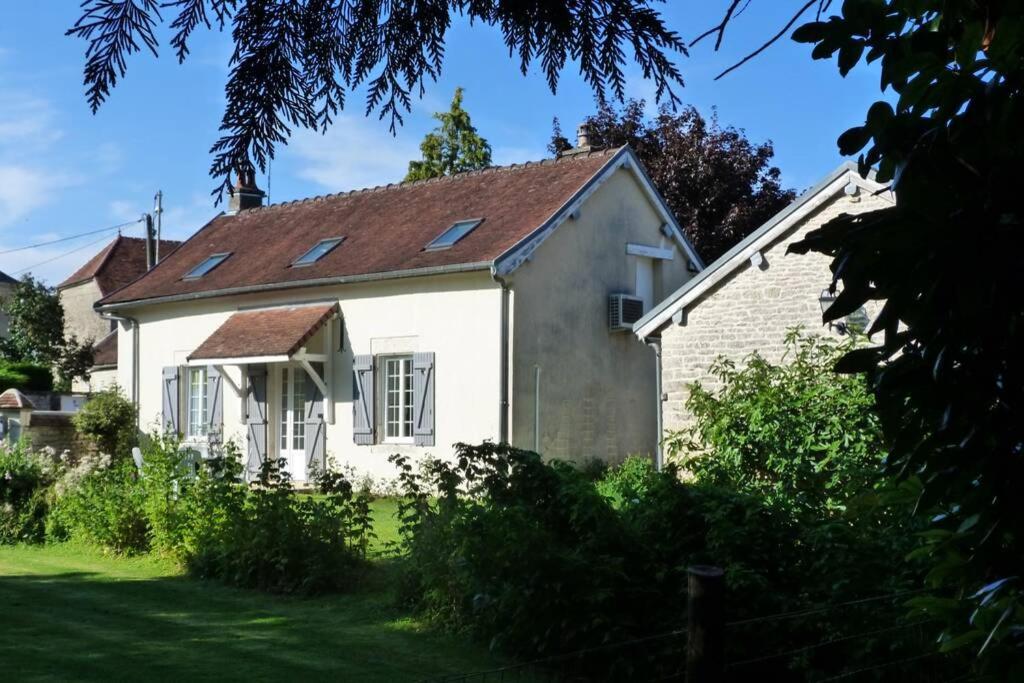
[819,288,869,336]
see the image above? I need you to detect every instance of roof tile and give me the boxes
[188,304,338,361]
[100,150,619,306]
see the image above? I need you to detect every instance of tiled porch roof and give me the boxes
[187,304,338,362]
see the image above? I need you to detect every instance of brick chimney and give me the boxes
[228,169,266,214]
[576,123,592,149]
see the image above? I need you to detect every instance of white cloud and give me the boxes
[289,116,419,192]
[0,93,62,148]
[0,165,58,227]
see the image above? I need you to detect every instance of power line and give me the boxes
[14,233,120,276]
[0,219,142,257]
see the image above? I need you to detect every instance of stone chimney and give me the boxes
[228,169,266,214]
[576,123,592,149]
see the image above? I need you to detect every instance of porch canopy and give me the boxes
[187,303,339,422]
[187,303,338,366]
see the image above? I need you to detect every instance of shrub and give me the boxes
[0,442,62,543]
[390,444,798,677]
[48,453,148,553]
[73,386,138,457]
[0,361,53,393]
[666,330,886,520]
[137,437,373,594]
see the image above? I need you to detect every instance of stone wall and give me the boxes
[21,411,97,456]
[659,189,892,436]
[59,279,112,345]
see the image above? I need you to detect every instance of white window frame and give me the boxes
[186,366,208,440]
[380,354,415,444]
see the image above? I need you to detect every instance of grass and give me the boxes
[0,500,499,682]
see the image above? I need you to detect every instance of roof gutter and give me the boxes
[96,261,494,313]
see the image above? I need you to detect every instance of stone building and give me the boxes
[58,235,180,392]
[0,270,16,339]
[633,163,894,463]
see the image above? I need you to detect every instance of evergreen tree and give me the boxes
[405,88,492,182]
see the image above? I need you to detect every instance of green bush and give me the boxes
[666,330,885,520]
[390,444,798,677]
[48,453,148,553]
[137,437,373,593]
[73,386,138,457]
[0,361,53,393]
[0,442,62,543]
[391,443,924,680]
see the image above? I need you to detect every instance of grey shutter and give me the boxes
[304,362,326,476]
[352,355,375,445]
[246,364,269,477]
[162,366,180,435]
[413,352,435,447]
[206,366,224,445]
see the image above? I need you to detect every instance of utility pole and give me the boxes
[153,190,163,264]
[144,213,156,271]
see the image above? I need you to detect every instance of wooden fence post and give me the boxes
[686,565,725,683]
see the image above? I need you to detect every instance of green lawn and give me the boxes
[0,500,498,682]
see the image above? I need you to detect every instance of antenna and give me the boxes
[153,191,164,264]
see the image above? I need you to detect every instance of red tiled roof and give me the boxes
[92,330,118,368]
[99,149,620,306]
[0,389,33,409]
[59,236,183,295]
[188,304,338,361]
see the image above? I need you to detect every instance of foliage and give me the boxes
[777,1,1024,667]
[551,100,796,262]
[0,442,62,543]
[667,331,885,520]
[390,443,921,678]
[406,88,492,181]
[68,0,685,199]
[136,438,374,594]
[0,275,94,391]
[73,386,138,457]
[48,453,149,554]
[0,361,54,393]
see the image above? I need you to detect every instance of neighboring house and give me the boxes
[58,235,181,392]
[95,145,703,483]
[634,162,894,460]
[0,270,17,339]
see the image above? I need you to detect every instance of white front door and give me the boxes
[278,365,307,482]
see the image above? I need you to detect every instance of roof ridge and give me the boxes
[237,146,624,216]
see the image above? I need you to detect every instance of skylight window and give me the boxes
[184,253,231,280]
[425,219,483,251]
[293,237,345,266]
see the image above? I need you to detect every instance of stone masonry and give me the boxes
[659,189,892,435]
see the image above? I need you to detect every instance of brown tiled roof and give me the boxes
[0,389,33,409]
[99,149,620,306]
[188,304,338,361]
[59,235,183,295]
[92,330,118,368]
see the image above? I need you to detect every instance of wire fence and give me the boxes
[419,585,977,683]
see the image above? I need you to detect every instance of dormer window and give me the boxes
[293,237,345,267]
[425,219,483,251]
[184,253,231,280]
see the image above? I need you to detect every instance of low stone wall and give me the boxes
[22,411,98,456]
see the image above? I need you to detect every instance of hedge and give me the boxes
[0,361,54,393]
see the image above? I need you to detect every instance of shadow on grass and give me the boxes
[0,564,492,683]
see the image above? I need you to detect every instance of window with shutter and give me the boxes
[162,366,180,435]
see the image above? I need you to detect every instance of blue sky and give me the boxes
[0,3,885,285]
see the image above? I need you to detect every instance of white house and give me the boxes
[96,145,702,483]
[633,162,893,461]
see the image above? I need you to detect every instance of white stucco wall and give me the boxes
[658,185,893,438]
[507,166,696,463]
[117,271,503,484]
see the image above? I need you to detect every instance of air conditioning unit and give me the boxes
[608,293,645,331]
